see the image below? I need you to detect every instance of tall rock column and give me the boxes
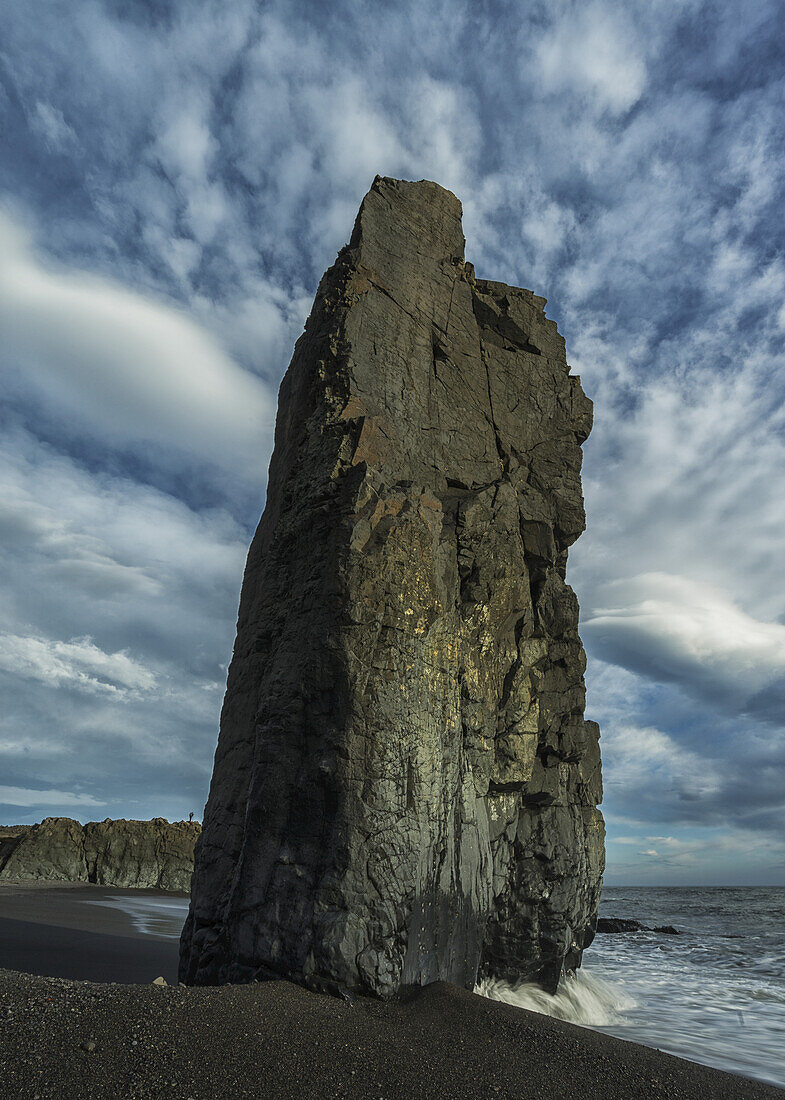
[180,176,604,996]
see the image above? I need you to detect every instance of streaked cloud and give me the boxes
[0,634,156,696]
[584,574,785,715]
[0,210,273,473]
[0,786,106,810]
[599,717,723,813]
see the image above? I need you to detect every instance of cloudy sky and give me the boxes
[1,0,783,885]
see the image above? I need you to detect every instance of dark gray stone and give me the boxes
[180,176,604,997]
[0,817,199,892]
[0,818,87,884]
[597,919,680,935]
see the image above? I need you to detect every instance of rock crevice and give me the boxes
[181,176,604,996]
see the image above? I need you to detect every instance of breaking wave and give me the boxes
[476,969,636,1026]
[475,889,785,1089]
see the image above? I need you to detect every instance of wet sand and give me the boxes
[0,916,179,985]
[0,885,781,1099]
[0,883,182,984]
[0,882,187,938]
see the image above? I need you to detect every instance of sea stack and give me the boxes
[180,177,604,996]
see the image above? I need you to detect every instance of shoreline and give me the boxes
[1,968,781,1100]
[0,885,781,1098]
[0,882,188,939]
[0,883,185,986]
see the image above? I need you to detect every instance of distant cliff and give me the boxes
[0,818,200,893]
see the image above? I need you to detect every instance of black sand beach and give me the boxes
[0,886,781,1100]
[0,917,179,986]
[2,969,782,1100]
[0,884,181,984]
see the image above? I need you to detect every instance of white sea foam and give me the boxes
[89,894,189,938]
[476,969,636,1026]
[571,888,785,1089]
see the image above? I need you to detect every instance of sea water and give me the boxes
[91,886,785,1086]
[480,886,785,1088]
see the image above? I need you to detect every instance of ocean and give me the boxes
[481,886,785,1089]
[94,885,785,1088]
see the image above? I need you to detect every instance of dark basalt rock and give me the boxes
[596,918,645,933]
[0,817,200,892]
[180,176,604,997]
[597,919,680,935]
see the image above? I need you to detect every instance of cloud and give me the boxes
[600,719,723,808]
[0,732,69,759]
[0,0,783,879]
[30,102,79,153]
[586,657,785,875]
[0,427,247,819]
[0,634,156,696]
[154,91,217,182]
[535,3,648,115]
[0,425,247,654]
[605,823,785,884]
[0,209,273,473]
[584,573,785,716]
[0,787,106,810]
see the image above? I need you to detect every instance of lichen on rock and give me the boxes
[180,176,604,996]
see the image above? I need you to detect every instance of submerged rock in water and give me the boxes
[0,817,200,892]
[596,919,680,935]
[180,176,604,997]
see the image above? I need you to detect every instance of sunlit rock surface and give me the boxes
[181,176,604,996]
[0,818,199,892]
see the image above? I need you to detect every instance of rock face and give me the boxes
[0,819,87,884]
[0,818,200,892]
[180,176,604,996]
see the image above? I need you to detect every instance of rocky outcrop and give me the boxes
[0,819,87,884]
[0,818,199,892]
[181,176,604,997]
[597,919,680,935]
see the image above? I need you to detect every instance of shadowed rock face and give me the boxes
[180,176,604,997]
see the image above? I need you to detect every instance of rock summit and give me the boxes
[181,176,604,996]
